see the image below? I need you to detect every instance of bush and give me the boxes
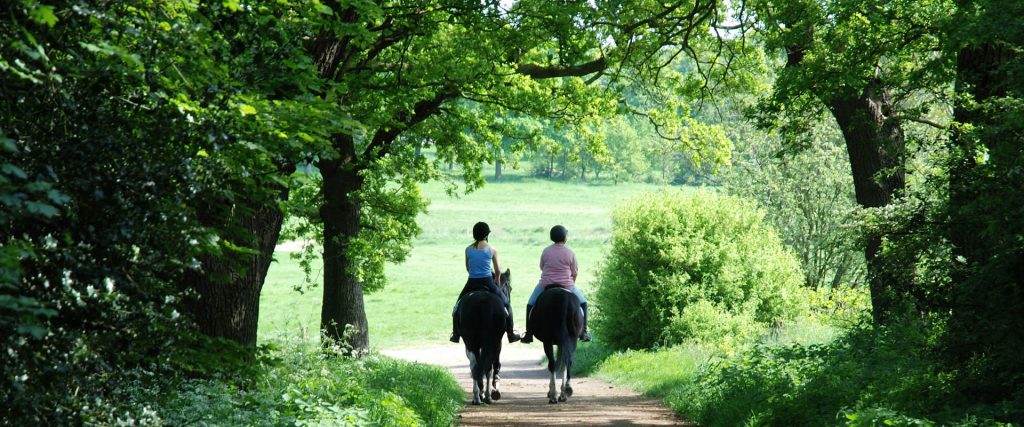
[668,321,1020,426]
[593,189,808,350]
[73,345,463,426]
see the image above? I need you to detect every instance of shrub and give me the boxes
[593,189,808,350]
[667,321,1019,426]
[74,346,463,426]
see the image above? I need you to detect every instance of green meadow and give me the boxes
[259,173,669,349]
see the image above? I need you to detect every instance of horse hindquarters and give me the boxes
[459,291,506,405]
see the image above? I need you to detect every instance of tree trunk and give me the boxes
[185,173,291,346]
[949,44,1008,265]
[317,134,370,351]
[826,79,906,323]
[495,157,502,180]
[186,204,285,346]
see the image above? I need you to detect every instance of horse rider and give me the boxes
[520,225,592,344]
[450,222,522,344]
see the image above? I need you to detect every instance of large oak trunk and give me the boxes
[187,197,287,346]
[317,134,370,351]
[827,79,906,323]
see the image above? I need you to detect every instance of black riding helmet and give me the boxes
[473,221,490,241]
[550,225,568,243]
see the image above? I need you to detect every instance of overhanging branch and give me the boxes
[516,57,608,79]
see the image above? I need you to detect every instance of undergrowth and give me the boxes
[577,319,1022,426]
[75,342,462,426]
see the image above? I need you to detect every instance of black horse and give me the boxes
[456,269,512,405]
[527,284,584,404]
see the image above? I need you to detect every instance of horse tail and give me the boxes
[567,297,584,339]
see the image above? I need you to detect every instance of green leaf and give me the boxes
[238,104,258,116]
[31,5,58,28]
[0,137,16,153]
[2,164,27,179]
[16,324,49,339]
[25,201,58,218]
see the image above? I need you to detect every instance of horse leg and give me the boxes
[561,339,577,401]
[483,368,493,404]
[467,349,482,405]
[557,345,568,402]
[491,350,502,401]
[545,342,558,404]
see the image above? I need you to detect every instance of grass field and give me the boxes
[259,172,669,349]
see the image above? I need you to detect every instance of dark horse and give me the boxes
[527,284,584,404]
[456,269,511,405]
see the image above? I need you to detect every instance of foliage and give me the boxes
[806,285,872,328]
[523,110,732,185]
[746,0,953,141]
[724,119,867,289]
[936,0,1024,405]
[292,0,747,337]
[593,189,809,350]
[670,321,1021,426]
[0,0,341,422]
[68,346,461,426]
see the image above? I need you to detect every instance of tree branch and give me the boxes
[892,115,948,130]
[362,87,460,160]
[516,57,608,79]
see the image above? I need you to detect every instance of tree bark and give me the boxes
[826,79,906,323]
[186,178,291,346]
[949,44,1009,264]
[317,134,369,350]
[495,157,502,180]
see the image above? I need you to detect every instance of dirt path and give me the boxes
[384,345,692,426]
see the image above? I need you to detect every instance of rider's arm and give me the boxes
[570,252,578,283]
[491,247,501,287]
[464,247,469,273]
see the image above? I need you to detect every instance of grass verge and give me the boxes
[87,341,463,426]
[579,319,1020,426]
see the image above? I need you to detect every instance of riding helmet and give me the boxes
[473,222,490,241]
[550,225,568,243]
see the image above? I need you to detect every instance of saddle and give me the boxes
[542,283,572,293]
[457,290,510,317]
[536,284,582,318]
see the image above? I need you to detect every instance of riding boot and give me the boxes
[449,313,460,343]
[580,302,592,342]
[520,304,534,344]
[505,303,521,343]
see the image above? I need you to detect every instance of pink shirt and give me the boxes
[537,243,577,288]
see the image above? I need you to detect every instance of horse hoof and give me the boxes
[491,390,501,400]
[558,395,567,402]
[549,398,558,404]
[565,386,573,397]
[483,397,492,404]
[472,399,481,406]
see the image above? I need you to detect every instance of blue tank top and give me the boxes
[466,246,493,279]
